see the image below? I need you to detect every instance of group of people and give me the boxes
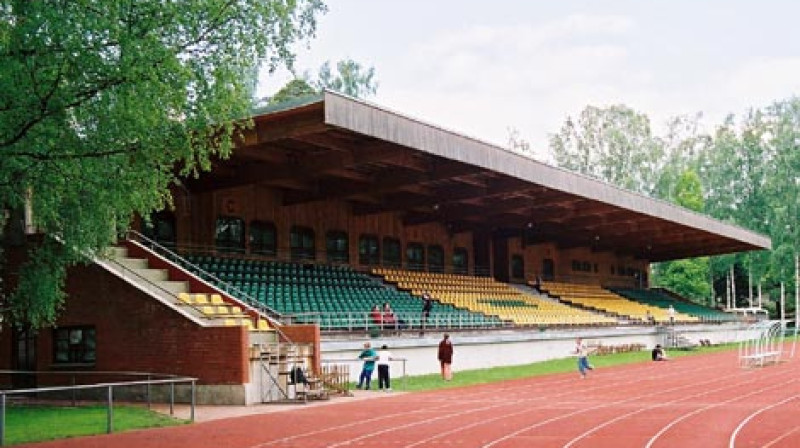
[370,302,407,329]
[356,332,454,391]
[370,293,435,334]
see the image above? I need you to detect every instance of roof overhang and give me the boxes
[184,90,771,262]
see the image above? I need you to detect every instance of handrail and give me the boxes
[125,230,285,329]
[118,232,310,402]
[0,373,197,446]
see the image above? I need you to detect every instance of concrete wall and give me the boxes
[321,323,752,383]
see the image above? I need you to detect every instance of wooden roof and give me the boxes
[186,91,771,262]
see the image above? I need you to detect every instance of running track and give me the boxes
[26,347,800,447]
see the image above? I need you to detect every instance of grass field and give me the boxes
[398,343,736,391]
[5,405,188,445]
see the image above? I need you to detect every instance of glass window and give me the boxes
[406,242,425,271]
[53,326,96,364]
[382,237,401,267]
[358,234,380,265]
[326,230,349,263]
[428,245,444,273]
[250,221,277,256]
[290,226,315,261]
[143,211,176,249]
[452,247,469,275]
[511,254,525,279]
[215,216,245,253]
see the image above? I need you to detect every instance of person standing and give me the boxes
[420,292,433,336]
[356,342,376,389]
[376,344,394,391]
[668,305,676,325]
[574,337,594,379]
[438,333,454,380]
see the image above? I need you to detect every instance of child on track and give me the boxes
[574,337,595,378]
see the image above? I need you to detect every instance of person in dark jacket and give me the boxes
[420,292,433,336]
[438,333,454,380]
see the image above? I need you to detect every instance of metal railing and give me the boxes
[125,231,284,326]
[0,371,196,446]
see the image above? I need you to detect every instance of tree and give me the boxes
[0,0,326,327]
[651,170,711,303]
[314,59,378,99]
[548,105,664,196]
[264,58,378,106]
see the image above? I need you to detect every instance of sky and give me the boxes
[257,1,800,160]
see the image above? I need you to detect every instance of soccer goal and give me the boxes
[738,320,784,368]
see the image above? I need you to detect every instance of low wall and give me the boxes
[321,323,751,383]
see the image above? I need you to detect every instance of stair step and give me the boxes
[157,280,189,294]
[107,246,128,259]
[116,257,149,270]
[133,268,169,282]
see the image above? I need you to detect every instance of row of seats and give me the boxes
[374,268,615,326]
[539,281,698,323]
[612,288,737,322]
[183,257,501,330]
[175,293,272,331]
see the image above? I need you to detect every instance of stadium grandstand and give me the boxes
[0,91,771,405]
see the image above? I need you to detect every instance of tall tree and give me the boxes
[314,59,378,99]
[0,0,326,327]
[651,170,711,303]
[549,105,664,196]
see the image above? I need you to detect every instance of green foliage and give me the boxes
[6,405,186,445]
[654,258,712,303]
[0,0,326,327]
[549,104,663,196]
[267,58,378,106]
[268,78,319,105]
[314,59,378,98]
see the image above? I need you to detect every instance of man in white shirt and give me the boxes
[376,344,393,391]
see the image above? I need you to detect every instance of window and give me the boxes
[511,254,525,279]
[143,211,176,249]
[382,237,401,267]
[427,245,444,273]
[53,326,96,364]
[358,234,380,265]
[250,221,277,256]
[215,216,245,253]
[326,230,349,263]
[406,242,425,271]
[452,247,469,275]
[290,226,315,261]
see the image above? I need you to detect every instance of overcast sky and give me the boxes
[258,1,800,159]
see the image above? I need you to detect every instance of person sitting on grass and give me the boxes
[651,344,669,361]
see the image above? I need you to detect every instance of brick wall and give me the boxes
[8,263,249,385]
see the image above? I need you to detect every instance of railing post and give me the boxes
[1,393,6,447]
[71,375,76,407]
[169,382,175,416]
[107,386,113,434]
[146,375,151,410]
[190,380,196,422]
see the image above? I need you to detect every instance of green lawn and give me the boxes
[396,343,737,392]
[5,405,187,445]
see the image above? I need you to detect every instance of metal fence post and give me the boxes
[169,382,175,416]
[1,393,6,447]
[191,380,196,422]
[146,375,151,410]
[107,386,113,434]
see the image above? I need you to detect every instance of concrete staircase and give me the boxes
[104,245,276,340]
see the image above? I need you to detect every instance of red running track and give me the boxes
[24,346,800,447]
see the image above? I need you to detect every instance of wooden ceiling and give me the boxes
[183,93,770,262]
